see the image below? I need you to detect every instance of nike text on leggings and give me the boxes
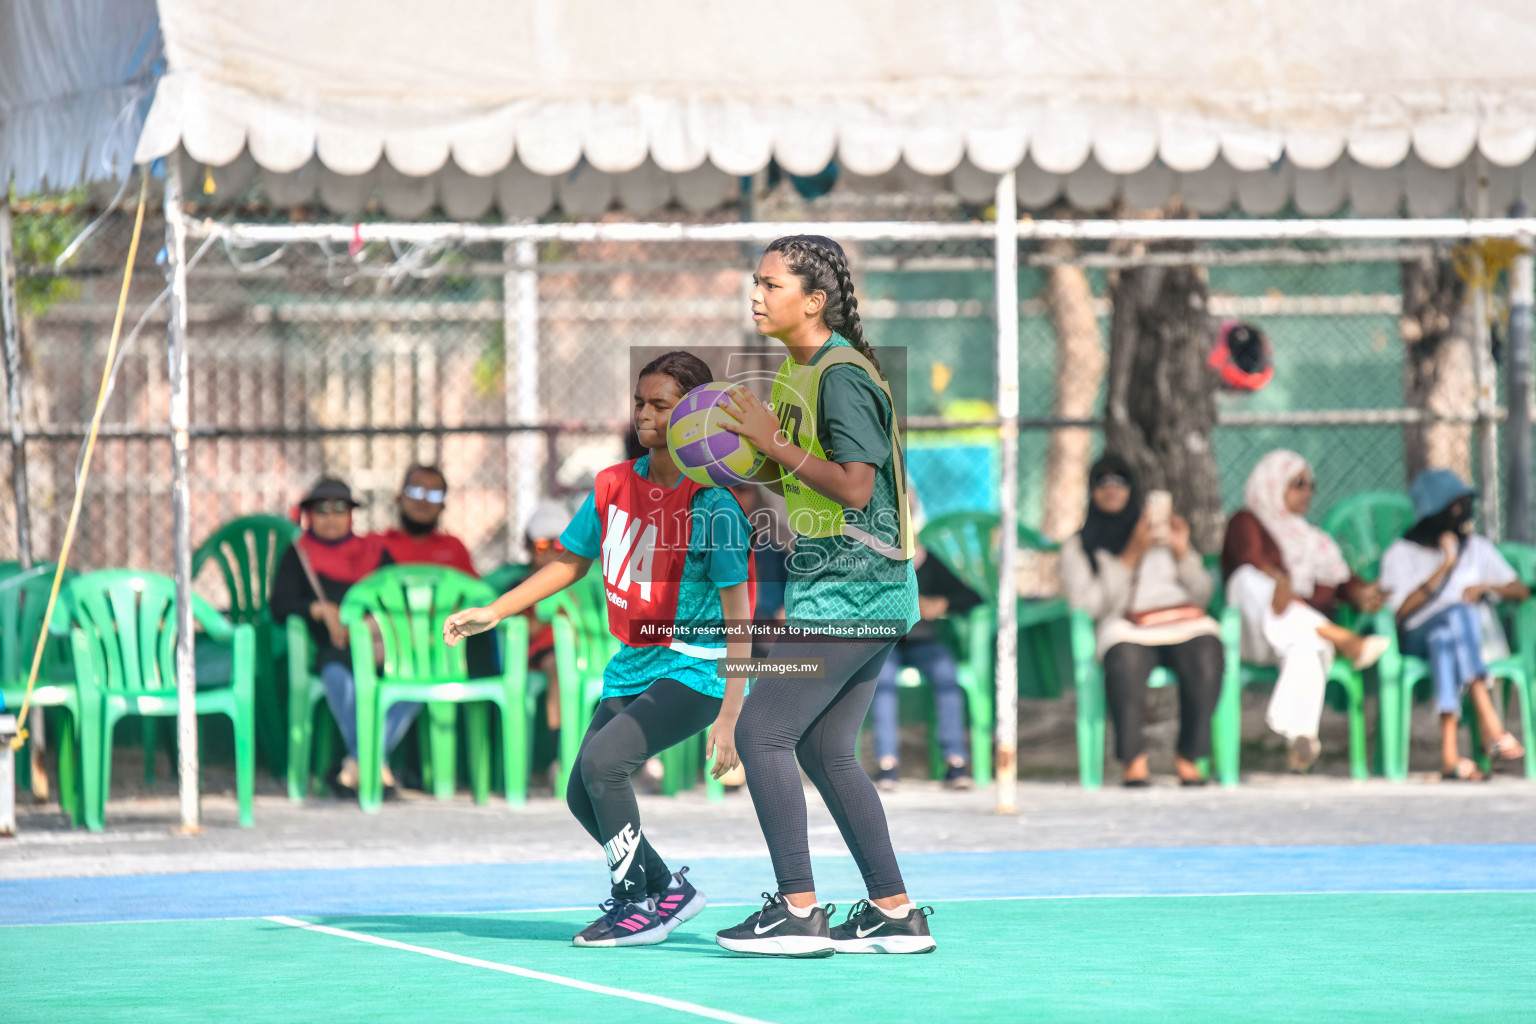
[566,678,721,899]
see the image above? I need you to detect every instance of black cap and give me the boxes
[299,477,361,508]
[1226,324,1269,374]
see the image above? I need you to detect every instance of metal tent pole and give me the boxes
[513,239,540,551]
[189,216,1536,248]
[1471,169,1501,540]
[1505,201,1534,543]
[0,200,28,825]
[164,154,200,833]
[993,170,1020,815]
[0,203,33,572]
[509,244,528,564]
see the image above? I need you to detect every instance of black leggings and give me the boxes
[736,638,906,900]
[566,678,721,899]
[1103,636,1224,763]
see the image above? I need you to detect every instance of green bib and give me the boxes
[768,341,915,561]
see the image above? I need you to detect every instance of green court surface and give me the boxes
[10,893,1536,1023]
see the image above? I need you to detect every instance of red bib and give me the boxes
[592,460,755,651]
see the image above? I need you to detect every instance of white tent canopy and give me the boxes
[138,0,1536,216]
[0,0,161,194]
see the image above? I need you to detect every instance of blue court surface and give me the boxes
[6,844,1536,1023]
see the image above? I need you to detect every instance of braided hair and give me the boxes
[764,234,882,378]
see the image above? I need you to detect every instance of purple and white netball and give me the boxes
[667,382,767,487]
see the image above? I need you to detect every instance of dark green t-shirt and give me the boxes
[783,338,919,632]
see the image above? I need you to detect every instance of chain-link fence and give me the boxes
[2,196,1515,609]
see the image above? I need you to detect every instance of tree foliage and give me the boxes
[7,187,86,318]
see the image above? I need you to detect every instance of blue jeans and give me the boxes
[1401,603,1487,716]
[872,640,967,763]
[320,661,422,760]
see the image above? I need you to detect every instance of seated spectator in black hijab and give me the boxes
[1059,454,1222,787]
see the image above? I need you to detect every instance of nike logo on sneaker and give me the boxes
[855,922,885,938]
[754,917,788,935]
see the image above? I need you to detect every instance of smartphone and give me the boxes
[1145,490,1172,543]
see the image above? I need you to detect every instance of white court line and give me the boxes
[265,915,776,1024]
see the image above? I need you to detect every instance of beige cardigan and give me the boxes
[1059,534,1219,660]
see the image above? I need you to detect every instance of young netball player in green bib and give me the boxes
[713,235,935,957]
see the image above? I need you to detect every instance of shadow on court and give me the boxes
[303,912,753,956]
[309,914,579,944]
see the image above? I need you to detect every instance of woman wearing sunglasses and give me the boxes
[270,477,409,797]
[1222,450,1387,772]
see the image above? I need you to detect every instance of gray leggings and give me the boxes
[736,637,907,900]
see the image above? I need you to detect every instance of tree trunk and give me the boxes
[1104,251,1223,553]
[1400,256,1474,482]
[1041,242,1105,541]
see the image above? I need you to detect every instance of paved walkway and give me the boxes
[8,774,1536,880]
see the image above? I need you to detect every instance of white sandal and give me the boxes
[1351,634,1390,671]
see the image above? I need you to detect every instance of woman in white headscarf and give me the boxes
[1221,450,1387,771]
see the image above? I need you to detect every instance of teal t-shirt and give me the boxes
[560,455,750,699]
[782,337,920,634]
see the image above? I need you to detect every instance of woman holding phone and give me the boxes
[1060,455,1224,786]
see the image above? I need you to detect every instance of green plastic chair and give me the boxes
[1372,608,1532,781]
[62,570,256,831]
[284,615,341,801]
[873,603,996,784]
[484,562,531,596]
[1371,541,1536,781]
[485,562,547,794]
[193,515,301,779]
[1315,492,1451,780]
[1210,609,1371,785]
[1321,492,1417,582]
[341,565,531,812]
[285,559,542,804]
[0,564,84,822]
[1203,544,1375,785]
[1494,541,1536,777]
[548,573,611,798]
[1498,541,1536,690]
[946,602,996,785]
[914,512,1063,774]
[921,511,1002,599]
[1069,554,1225,789]
[1077,541,1368,788]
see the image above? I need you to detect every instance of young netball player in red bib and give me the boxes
[712,235,935,956]
[444,351,755,947]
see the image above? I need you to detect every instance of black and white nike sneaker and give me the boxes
[571,897,667,947]
[653,866,707,934]
[715,892,835,958]
[829,900,936,954]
